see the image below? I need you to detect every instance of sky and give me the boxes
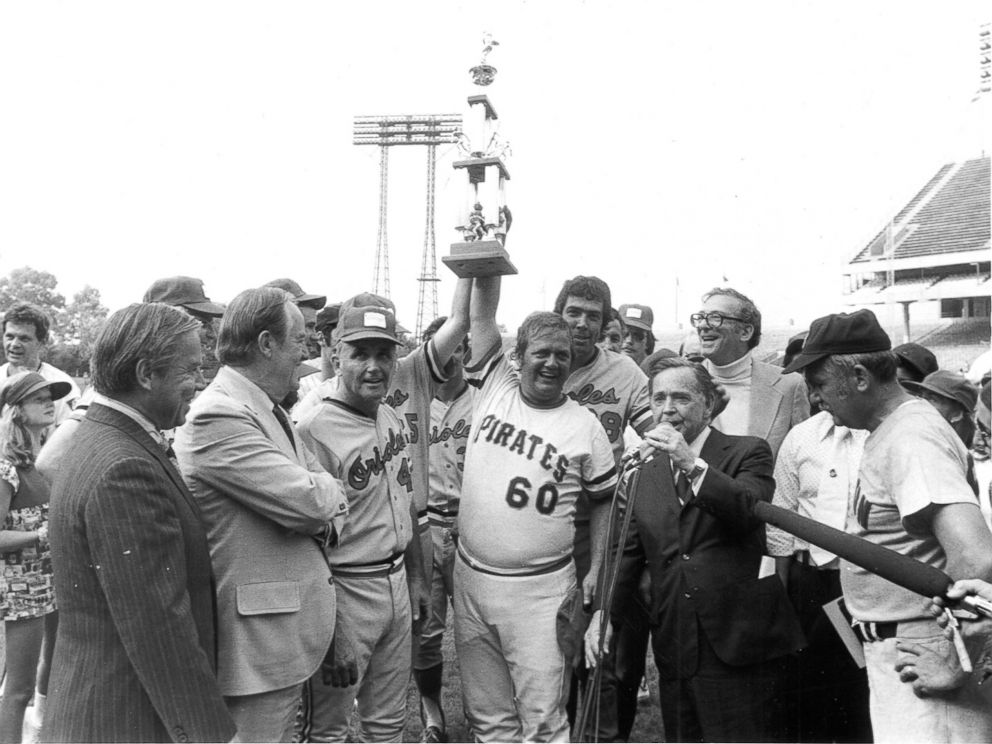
[0,1,987,338]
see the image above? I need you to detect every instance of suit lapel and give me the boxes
[87,403,201,517]
[748,360,783,442]
[212,367,303,465]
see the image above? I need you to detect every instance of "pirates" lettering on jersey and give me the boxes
[348,427,409,491]
[473,414,569,483]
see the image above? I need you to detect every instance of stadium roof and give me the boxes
[849,156,990,265]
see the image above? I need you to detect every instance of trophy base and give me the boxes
[442,240,518,278]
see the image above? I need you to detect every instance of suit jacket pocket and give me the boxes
[236,581,302,616]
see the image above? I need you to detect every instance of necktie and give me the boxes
[674,470,693,505]
[272,404,297,454]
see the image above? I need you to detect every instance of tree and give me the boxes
[50,286,109,377]
[0,267,66,316]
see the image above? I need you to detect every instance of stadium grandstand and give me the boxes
[841,155,990,371]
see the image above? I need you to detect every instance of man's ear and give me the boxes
[134,358,155,392]
[257,330,274,359]
[739,324,755,344]
[330,346,342,375]
[851,364,872,393]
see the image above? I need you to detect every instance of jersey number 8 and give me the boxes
[505,476,559,515]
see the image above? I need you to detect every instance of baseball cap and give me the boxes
[619,304,654,333]
[264,278,326,310]
[901,370,979,413]
[0,371,71,410]
[892,343,939,381]
[334,304,400,345]
[315,303,341,335]
[143,276,225,317]
[782,309,891,375]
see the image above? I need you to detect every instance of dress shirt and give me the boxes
[766,411,866,566]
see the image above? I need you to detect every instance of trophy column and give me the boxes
[442,38,517,278]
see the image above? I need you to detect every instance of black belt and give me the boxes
[852,621,898,643]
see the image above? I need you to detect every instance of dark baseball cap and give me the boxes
[782,309,891,375]
[619,304,654,333]
[342,291,395,314]
[264,278,326,310]
[892,343,939,381]
[0,371,71,409]
[143,276,225,317]
[334,304,400,346]
[315,303,341,334]
[978,380,991,430]
[901,370,979,412]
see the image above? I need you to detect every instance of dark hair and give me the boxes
[3,303,51,344]
[645,355,718,405]
[552,276,612,326]
[701,287,762,349]
[217,287,292,366]
[514,312,571,360]
[91,303,200,395]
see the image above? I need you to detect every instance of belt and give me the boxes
[416,509,429,530]
[333,551,405,579]
[852,621,898,643]
[457,544,571,578]
[427,506,458,527]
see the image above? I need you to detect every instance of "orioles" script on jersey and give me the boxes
[566,383,621,407]
[348,427,408,491]
[429,418,471,445]
[473,414,569,483]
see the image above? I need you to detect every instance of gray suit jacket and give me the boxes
[174,366,348,696]
[748,359,809,460]
[45,403,236,743]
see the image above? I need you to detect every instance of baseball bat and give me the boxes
[754,500,953,599]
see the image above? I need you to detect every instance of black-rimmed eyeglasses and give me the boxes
[689,312,749,329]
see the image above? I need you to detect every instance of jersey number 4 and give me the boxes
[505,476,559,515]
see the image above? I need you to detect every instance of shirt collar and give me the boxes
[93,393,165,446]
[687,425,711,457]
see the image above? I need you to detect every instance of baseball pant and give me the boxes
[303,567,412,743]
[864,618,992,743]
[415,520,457,671]
[224,683,301,743]
[453,555,579,743]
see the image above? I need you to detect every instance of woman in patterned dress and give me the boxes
[0,372,71,743]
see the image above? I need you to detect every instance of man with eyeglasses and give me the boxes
[692,287,808,459]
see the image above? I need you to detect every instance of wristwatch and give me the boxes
[681,458,706,481]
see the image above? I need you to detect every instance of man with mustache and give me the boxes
[295,298,428,743]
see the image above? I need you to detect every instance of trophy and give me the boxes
[442,35,518,278]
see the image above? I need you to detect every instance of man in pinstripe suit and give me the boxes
[44,302,238,743]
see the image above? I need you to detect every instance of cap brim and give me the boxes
[337,330,401,345]
[624,319,652,333]
[181,300,226,317]
[782,351,829,375]
[294,293,327,309]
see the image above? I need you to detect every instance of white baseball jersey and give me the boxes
[386,340,449,518]
[564,347,652,464]
[428,384,474,513]
[296,398,413,566]
[459,352,618,573]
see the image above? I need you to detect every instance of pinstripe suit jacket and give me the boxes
[43,403,236,743]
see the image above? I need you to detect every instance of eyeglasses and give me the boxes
[689,312,749,329]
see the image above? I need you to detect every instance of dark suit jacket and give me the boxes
[612,427,805,680]
[43,403,236,743]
